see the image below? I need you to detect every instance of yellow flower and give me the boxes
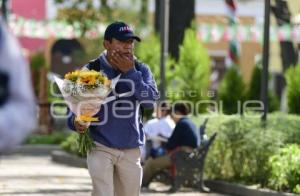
[75,115,98,122]
[65,70,80,81]
[79,75,97,85]
[65,70,111,86]
[79,70,100,78]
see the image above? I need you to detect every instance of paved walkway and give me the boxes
[0,154,228,196]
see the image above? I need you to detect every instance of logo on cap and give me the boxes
[119,26,132,32]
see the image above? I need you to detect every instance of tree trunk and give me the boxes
[168,0,195,59]
[100,0,112,21]
[140,0,148,27]
[154,0,161,33]
[38,67,51,134]
[271,0,298,100]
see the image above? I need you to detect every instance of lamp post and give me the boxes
[261,0,271,122]
[159,0,169,101]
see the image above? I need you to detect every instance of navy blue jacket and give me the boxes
[165,117,198,151]
[68,52,159,149]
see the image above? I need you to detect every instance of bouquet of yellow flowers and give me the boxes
[54,70,120,155]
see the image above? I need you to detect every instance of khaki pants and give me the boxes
[142,147,194,185]
[87,142,142,196]
[142,155,172,185]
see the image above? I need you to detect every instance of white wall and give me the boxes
[196,0,264,23]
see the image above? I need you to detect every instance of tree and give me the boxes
[285,63,300,114]
[154,0,195,59]
[168,0,195,59]
[171,28,210,113]
[154,0,161,33]
[140,0,148,27]
[100,0,112,21]
[135,34,173,92]
[247,63,279,112]
[54,0,109,37]
[218,66,245,115]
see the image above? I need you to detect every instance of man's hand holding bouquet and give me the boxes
[54,69,120,155]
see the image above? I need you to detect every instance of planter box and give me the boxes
[51,150,87,168]
[205,180,298,196]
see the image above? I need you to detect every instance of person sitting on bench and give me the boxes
[142,101,175,161]
[142,102,198,187]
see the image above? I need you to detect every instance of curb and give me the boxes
[7,144,60,155]
[205,180,298,196]
[51,150,87,168]
[49,150,298,196]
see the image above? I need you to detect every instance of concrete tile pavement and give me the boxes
[0,154,228,196]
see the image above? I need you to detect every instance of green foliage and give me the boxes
[193,113,300,186]
[171,28,210,112]
[198,116,282,185]
[30,52,46,96]
[30,52,46,70]
[135,34,174,91]
[55,0,102,37]
[25,132,69,145]
[135,34,160,81]
[285,63,300,114]
[60,132,84,157]
[55,0,146,36]
[247,64,280,112]
[268,145,300,194]
[266,113,300,144]
[218,66,245,114]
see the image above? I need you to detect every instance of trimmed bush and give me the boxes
[218,66,246,114]
[60,132,83,157]
[192,113,300,186]
[268,144,300,194]
[285,63,300,114]
[171,28,210,112]
[247,65,279,112]
[25,131,69,145]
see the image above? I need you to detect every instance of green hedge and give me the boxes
[192,113,300,187]
[285,63,300,114]
[61,113,300,193]
[60,132,84,157]
[268,144,300,194]
[25,131,70,145]
[218,66,246,114]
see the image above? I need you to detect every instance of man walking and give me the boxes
[68,21,159,196]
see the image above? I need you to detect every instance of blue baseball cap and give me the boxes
[104,21,141,42]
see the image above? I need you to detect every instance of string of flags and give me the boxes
[225,0,240,65]
[8,14,300,43]
[197,23,300,43]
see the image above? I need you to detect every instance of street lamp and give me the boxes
[261,0,271,122]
